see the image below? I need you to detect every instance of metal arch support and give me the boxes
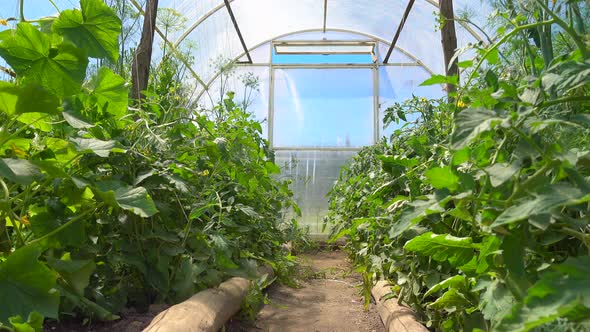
[194,27,436,102]
[172,0,485,51]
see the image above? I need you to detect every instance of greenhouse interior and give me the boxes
[0,0,589,331]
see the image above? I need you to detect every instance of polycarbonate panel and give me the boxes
[180,8,243,84]
[327,0,410,45]
[453,0,494,36]
[161,0,494,80]
[394,1,447,74]
[238,43,271,63]
[232,0,324,49]
[377,42,420,65]
[379,65,444,137]
[273,68,374,148]
[276,150,358,234]
[394,0,491,73]
[159,0,222,29]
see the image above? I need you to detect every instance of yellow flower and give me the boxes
[199,169,210,176]
[20,215,30,226]
[11,144,28,158]
[456,100,466,108]
[0,19,8,26]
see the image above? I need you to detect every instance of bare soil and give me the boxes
[226,250,385,332]
[44,304,168,332]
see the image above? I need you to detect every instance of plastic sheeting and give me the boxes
[172,0,493,85]
[276,150,358,234]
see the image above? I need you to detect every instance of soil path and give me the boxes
[227,250,385,332]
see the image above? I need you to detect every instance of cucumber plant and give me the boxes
[0,1,302,330]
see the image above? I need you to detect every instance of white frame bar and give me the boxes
[195,27,437,102]
[273,40,377,56]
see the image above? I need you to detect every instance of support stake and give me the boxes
[384,0,415,64]
[224,0,252,63]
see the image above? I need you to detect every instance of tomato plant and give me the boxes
[327,1,590,331]
[0,1,303,330]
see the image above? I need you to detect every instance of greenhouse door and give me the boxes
[268,43,379,235]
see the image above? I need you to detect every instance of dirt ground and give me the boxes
[226,250,385,332]
[44,303,168,332]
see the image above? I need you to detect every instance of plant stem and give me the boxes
[506,162,553,205]
[48,0,61,13]
[9,211,26,247]
[19,0,25,22]
[0,178,8,201]
[534,0,590,59]
[0,114,50,148]
[460,20,555,104]
[540,95,590,108]
[559,227,590,249]
[28,203,104,245]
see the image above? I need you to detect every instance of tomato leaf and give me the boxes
[404,232,477,267]
[420,74,459,86]
[493,183,590,227]
[425,275,470,298]
[425,167,460,191]
[452,108,505,149]
[498,257,590,332]
[428,288,472,312]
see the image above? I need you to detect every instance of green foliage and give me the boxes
[326,2,590,331]
[0,245,59,323]
[0,0,304,330]
[499,257,590,331]
[0,23,88,97]
[52,0,122,62]
[404,233,477,267]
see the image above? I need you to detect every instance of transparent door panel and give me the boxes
[273,68,374,148]
[276,150,358,234]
